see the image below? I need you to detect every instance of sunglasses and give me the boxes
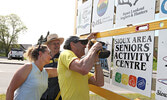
[80,40,88,45]
[73,39,88,45]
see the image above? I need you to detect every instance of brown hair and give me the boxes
[24,45,48,62]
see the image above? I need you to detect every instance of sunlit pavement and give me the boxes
[0,57,29,94]
[0,57,29,65]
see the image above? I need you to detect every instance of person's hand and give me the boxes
[92,42,103,53]
[89,42,101,65]
[87,32,98,40]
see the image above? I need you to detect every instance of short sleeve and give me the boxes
[59,50,78,69]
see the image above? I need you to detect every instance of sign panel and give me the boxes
[92,0,115,32]
[159,0,167,18]
[156,29,167,100]
[115,0,156,28]
[90,37,112,83]
[112,31,154,97]
[77,0,92,35]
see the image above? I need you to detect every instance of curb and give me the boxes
[0,62,24,65]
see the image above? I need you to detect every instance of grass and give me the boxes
[90,93,155,100]
[90,94,106,100]
[0,94,6,100]
[0,53,5,57]
[152,57,157,71]
[121,93,155,100]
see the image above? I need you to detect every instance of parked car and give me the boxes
[8,48,24,60]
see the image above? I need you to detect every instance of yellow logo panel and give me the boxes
[121,74,128,85]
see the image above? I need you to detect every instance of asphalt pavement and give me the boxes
[0,57,29,94]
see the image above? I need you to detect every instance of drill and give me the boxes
[89,39,110,58]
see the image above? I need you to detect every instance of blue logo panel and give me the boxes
[137,77,146,90]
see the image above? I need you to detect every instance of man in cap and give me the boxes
[41,34,64,100]
[57,33,104,100]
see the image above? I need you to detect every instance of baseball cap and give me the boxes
[64,36,88,50]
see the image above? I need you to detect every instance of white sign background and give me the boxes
[92,0,115,32]
[77,0,92,35]
[115,0,156,28]
[159,0,167,18]
[112,31,154,97]
[156,29,167,100]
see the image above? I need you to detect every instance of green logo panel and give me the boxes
[115,72,122,83]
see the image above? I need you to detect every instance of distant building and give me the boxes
[19,44,32,51]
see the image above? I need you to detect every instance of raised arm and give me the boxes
[69,42,102,75]
[6,64,32,100]
[88,63,104,87]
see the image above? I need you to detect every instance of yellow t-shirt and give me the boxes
[58,50,93,100]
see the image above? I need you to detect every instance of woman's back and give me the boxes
[14,63,48,100]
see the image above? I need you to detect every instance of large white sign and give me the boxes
[92,0,115,32]
[112,31,154,97]
[77,0,92,35]
[115,0,156,28]
[156,29,167,100]
[159,0,167,18]
[90,37,112,83]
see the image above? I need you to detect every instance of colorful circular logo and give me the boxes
[161,0,167,14]
[97,0,108,17]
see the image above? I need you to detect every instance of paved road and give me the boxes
[0,64,21,94]
[0,57,28,94]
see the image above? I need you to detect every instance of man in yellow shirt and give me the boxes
[58,33,104,100]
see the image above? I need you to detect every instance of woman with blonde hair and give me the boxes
[6,45,58,100]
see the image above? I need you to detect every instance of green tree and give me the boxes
[0,14,27,56]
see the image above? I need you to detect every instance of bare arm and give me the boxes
[69,42,102,75]
[6,64,32,100]
[45,68,58,78]
[87,32,104,86]
[88,64,104,87]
